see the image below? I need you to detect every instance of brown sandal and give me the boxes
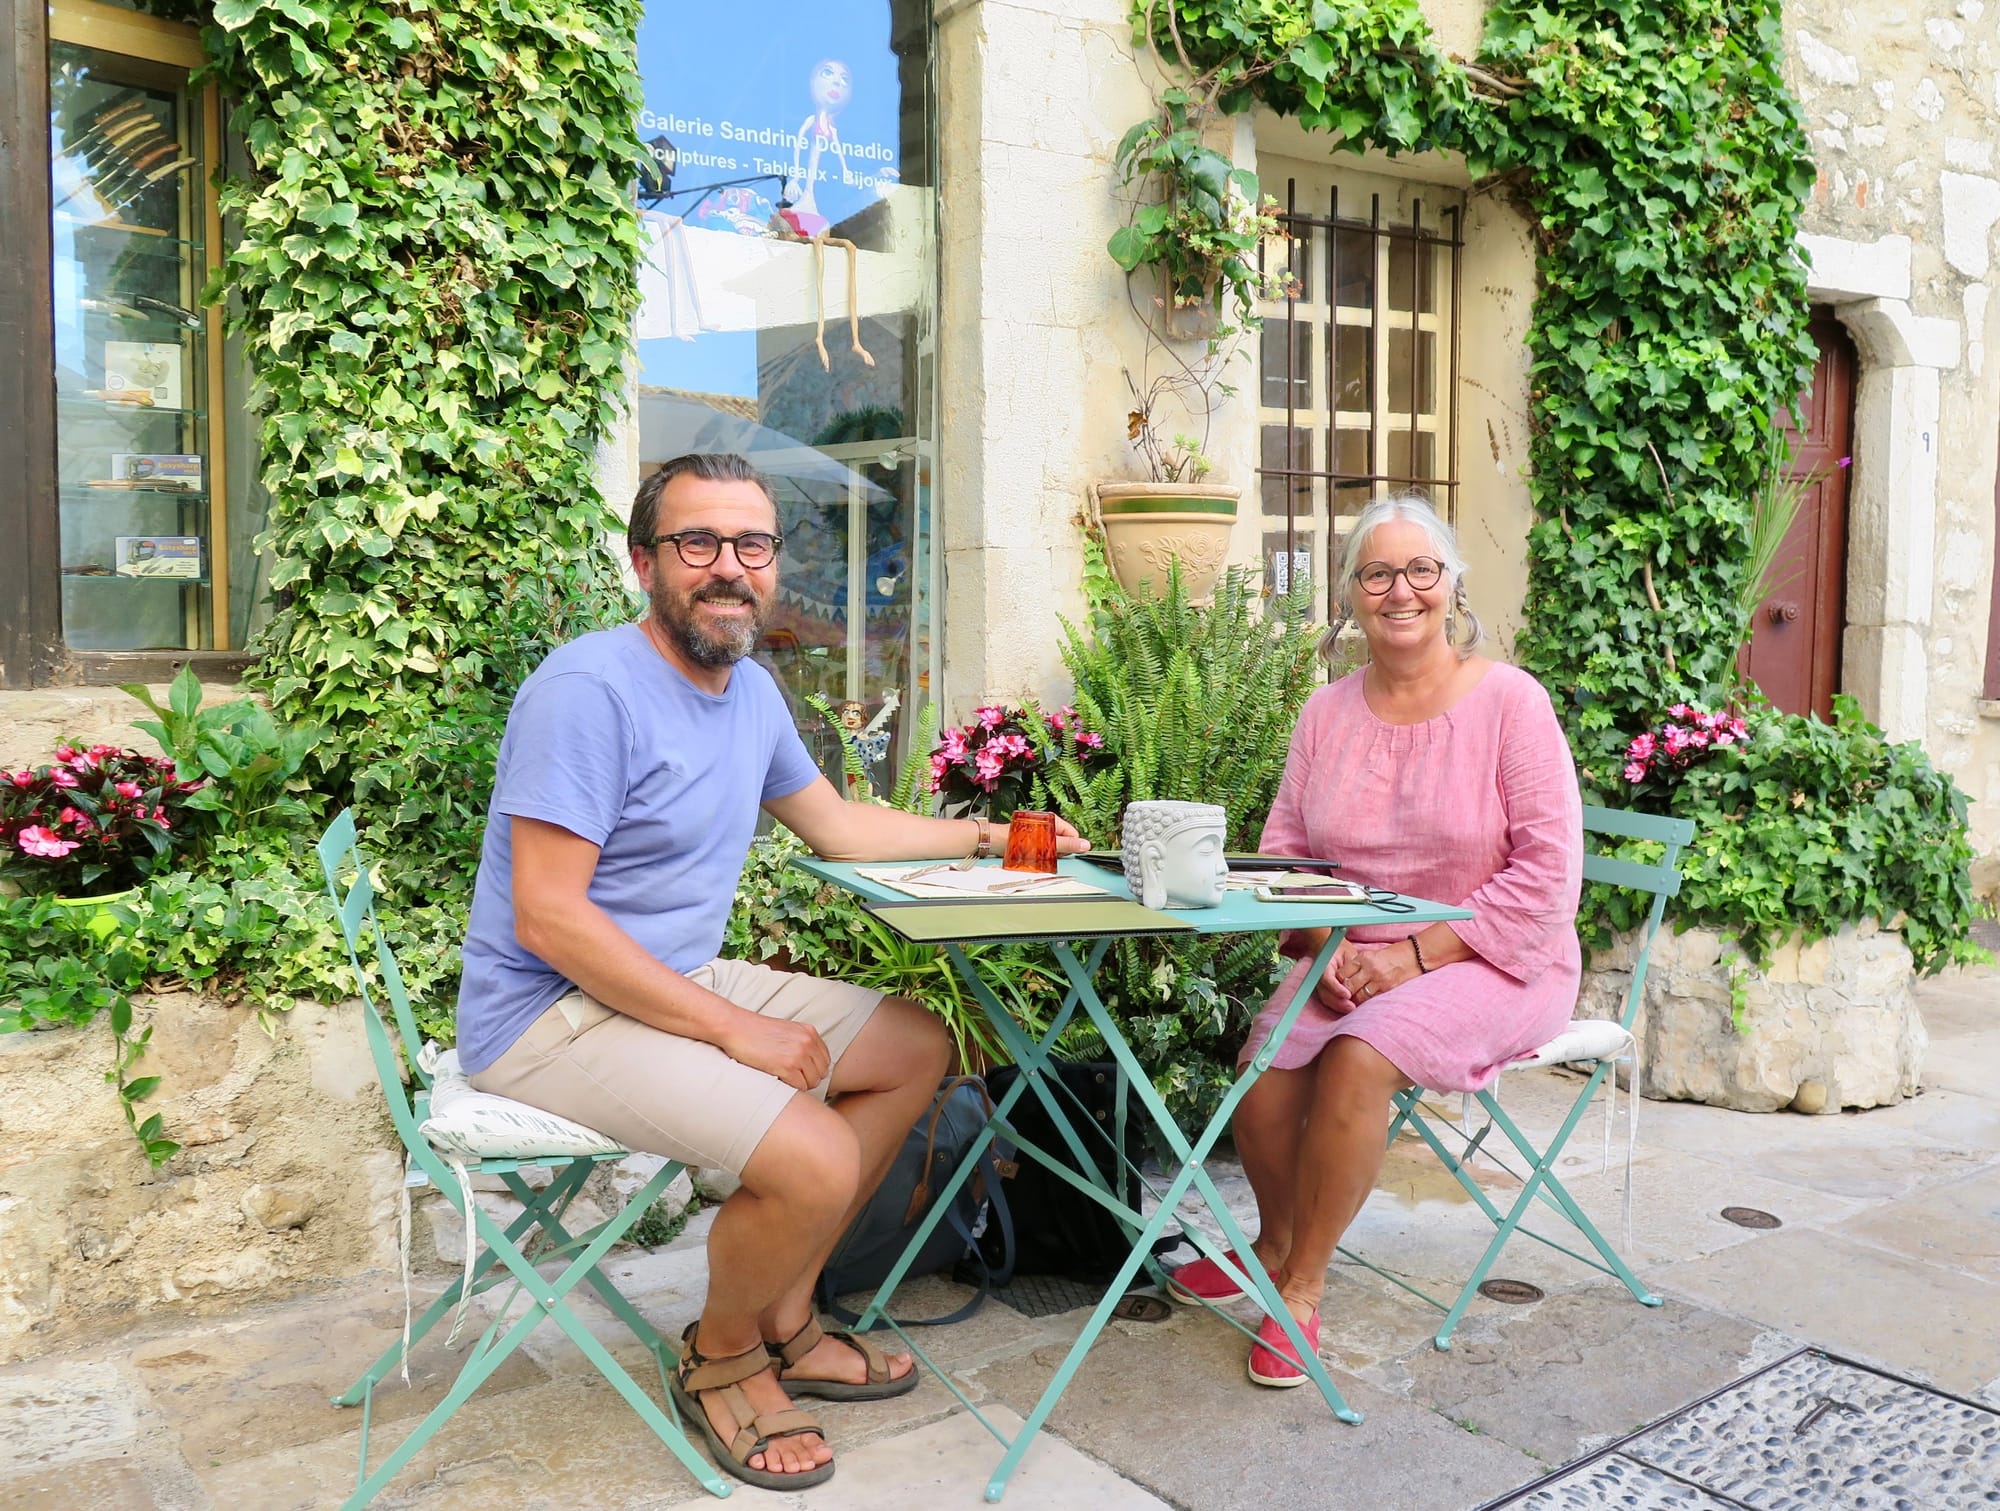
[669,1322,833,1490]
[770,1315,919,1402]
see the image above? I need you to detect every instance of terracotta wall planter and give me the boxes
[1092,482,1240,605]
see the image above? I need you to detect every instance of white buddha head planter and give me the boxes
[1121,801,1229,910]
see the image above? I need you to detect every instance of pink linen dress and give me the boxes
[1238,662,1583,1092]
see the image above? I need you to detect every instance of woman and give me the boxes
[1167,495,1583,1387]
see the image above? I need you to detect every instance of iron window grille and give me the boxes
[1257,181,1464,628]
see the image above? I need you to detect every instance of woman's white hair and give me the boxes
[1317,492,1484,662]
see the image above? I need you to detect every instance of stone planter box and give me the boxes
[1579,920,1926,1114]
[0,994,403,1364]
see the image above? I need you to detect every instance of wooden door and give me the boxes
[1743,308,1854,720]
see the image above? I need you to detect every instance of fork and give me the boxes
[899,856,981,882]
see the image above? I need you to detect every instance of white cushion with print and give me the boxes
[419,1046,623,1159]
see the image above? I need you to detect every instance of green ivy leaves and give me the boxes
[1129,1,1980,964]
[202,0,644,878]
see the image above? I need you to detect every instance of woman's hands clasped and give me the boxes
[1317,937,1422,1012]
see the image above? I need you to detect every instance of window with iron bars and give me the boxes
[1256,177,1464,626]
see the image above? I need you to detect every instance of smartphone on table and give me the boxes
[1253,879,1373,904]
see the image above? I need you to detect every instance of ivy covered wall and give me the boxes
[1130,0,1982,965]
[1138,0,1817,759]
[201,0,644,867]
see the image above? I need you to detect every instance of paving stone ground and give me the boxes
[2,964,1993,1511]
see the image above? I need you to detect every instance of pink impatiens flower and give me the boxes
[16,825,79,859]
[50,768,78,789]
[1075,731,1104,750]
[975,705,1005,731]
[115,781,142,799]
[1623,760,1649,784]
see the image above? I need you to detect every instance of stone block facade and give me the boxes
[923,0,2000,878]
[0,994,402,1364]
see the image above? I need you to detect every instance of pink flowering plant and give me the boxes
[1620,703,1751,800]
[0,744,205,897]
[929,704,1111,820]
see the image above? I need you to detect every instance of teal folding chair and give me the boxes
[1339,805,1696,1350]
[314,810,730,1506]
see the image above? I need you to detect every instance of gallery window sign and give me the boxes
[634,1,937,790]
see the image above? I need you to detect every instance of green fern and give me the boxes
[1023,553,1321,1135]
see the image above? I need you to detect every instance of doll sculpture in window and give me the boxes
[1121,801,1229,910]
[836,690,899,794]
[772,59,874,372]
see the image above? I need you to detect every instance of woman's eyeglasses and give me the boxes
[1353,557,1443,596]
[645,530,783,569]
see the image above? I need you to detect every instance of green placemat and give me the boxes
[863,897,1195,943]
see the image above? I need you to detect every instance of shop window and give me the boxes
[634,2,936,789]
[45,0,260,659]
[1257,172,1463,619]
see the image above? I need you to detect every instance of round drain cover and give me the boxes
[1477,1278,1545,1305]
[1721,1205,1783,1230]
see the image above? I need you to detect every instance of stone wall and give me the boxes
[0,683,241,776]
[1783,0,2000,859]
[0,993,402,1365]
[1581,921,1928,1114]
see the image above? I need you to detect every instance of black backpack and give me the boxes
[816,1075,1016,1326]
[980,1061,1152,1285]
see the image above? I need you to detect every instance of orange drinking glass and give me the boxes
[1002,810,1059,873]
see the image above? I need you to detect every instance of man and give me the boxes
[455,452,1082,1489]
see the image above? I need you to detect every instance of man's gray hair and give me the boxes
[628,453,776,554]
[1319,492,1483,661]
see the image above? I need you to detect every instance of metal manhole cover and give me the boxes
[1480,1347,2000,1509]
[990,1272,1106,1319]
[1720,1205,1782,1229]
[1477,1278,1545,1305]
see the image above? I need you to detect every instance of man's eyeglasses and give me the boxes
[644,530,783,569]
[1353,557,1444,596]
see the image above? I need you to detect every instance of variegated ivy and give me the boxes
[202,0,642,868]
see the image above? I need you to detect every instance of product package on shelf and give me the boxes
[102,341,183,408]
[106,452,202,489]
[114,535,202,579]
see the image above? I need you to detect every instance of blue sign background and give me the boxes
[635,1,903,398]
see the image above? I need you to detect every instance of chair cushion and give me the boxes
[419,1047,624,1159]
[1504,1019,1634,1069]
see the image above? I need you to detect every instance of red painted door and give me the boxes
[1743,308,1854,720]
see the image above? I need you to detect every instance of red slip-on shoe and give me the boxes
[1246,1308,1321,1388]
[1165,1249,1271,1305]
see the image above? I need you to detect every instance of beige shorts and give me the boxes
[468,958,883,1177]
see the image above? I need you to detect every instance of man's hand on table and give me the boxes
[996,814,1092,856]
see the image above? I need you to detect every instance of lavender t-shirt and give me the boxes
[454,622,819,1073]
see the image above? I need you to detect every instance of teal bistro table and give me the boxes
[791,853,1472,1502]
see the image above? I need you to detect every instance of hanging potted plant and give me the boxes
[1099,76,1293,605]
[0,745,203,934]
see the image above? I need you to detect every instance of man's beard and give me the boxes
[651,577,767,669]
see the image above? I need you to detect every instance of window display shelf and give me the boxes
[56,394,207,419]
[49,23,225,658]
[56,214,202,249]
[60,485,208,502]
[70,296,205,331]
[62,573,211,585]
